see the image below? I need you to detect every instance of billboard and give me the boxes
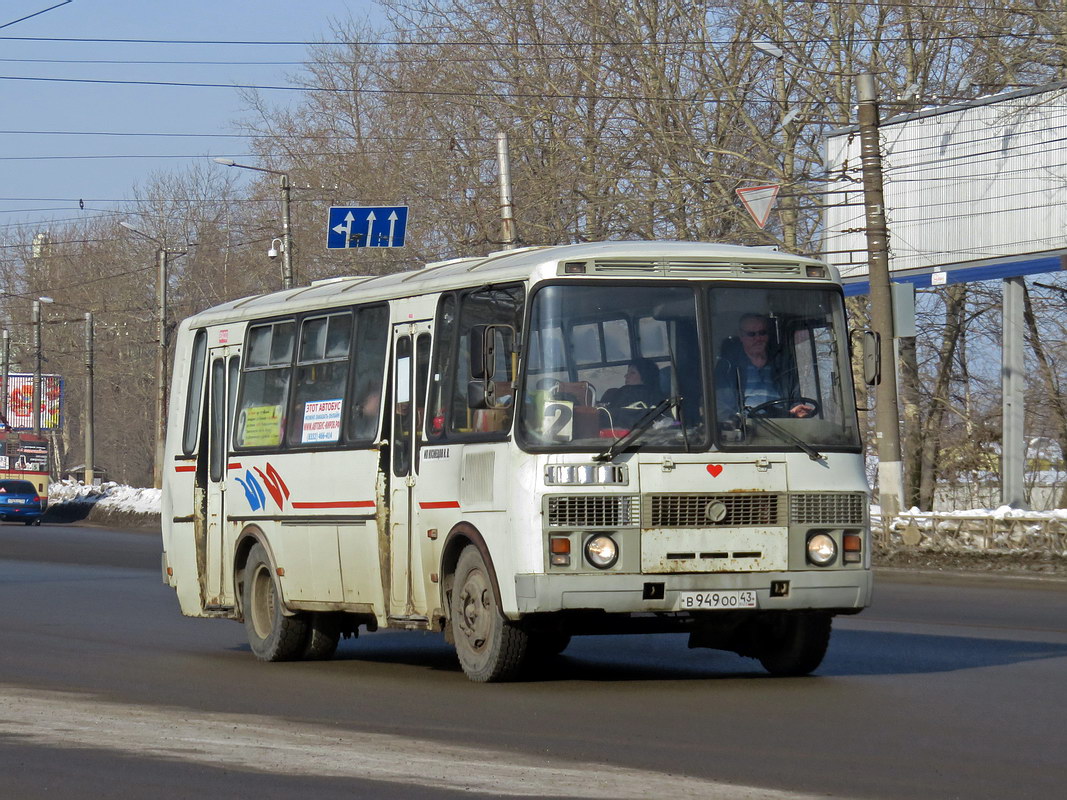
[2,374,63,430]
[823,82,1067,283]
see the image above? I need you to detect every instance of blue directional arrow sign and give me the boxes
[327,206,408,249]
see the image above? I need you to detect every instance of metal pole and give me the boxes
[1002,277,1026,508]
[32,300,41,436]
[1,329,9,423]
[497,131,517,250]
[84,312,94,485]
[280,174,293,289]
[155,248,167,489]
[856,73,904,516]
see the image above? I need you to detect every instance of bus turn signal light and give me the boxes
[550,536,571,566]
[843,532,862,563]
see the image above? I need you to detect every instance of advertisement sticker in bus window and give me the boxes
[301,398,343,443]
[239,406,283,447]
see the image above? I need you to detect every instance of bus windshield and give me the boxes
[518,282,860,453]
[709,286,860,451]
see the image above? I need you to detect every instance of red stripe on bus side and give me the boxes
[290,500,376,509]
[419,501,461,510]
[228,462,242,470]
[174,465,196,473]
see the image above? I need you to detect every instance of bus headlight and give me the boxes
[806,532,837,566]
[584,534,619,569]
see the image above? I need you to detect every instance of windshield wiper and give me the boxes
[594,396,681,462]
[743,408,824,461]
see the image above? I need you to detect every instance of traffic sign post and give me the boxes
[327,206,408,249]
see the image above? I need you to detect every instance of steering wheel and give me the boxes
[748,397,821,418]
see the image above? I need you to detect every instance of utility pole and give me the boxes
[1,329,8,423]
[156,248,169,490]
[84,312,95,485]
[1002,278,1026,507]
[280,174,293,290]
[31,297,54,437]
[497,131,518,249]
[856,73,904,516]
[120,222,184,489]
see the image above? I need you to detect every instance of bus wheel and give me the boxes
[243,543,309,662]
[302,613,341,660]
[450,546,528,682]
[758,612,832,677]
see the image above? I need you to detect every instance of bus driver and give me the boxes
[716,313,814,419]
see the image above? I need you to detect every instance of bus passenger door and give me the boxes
[204,347,239,607]
[388,322,431,619]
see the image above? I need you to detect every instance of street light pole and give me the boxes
[213,158,294,289]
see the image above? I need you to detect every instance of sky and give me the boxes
[0,0,380,238]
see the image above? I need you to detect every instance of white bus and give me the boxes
[162,241,871,682]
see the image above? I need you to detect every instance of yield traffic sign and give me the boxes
[735,184,780,229]
[327,206,408,248]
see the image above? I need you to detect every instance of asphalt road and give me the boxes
[1,523,1065,799]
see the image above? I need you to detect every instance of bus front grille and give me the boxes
[546,495,639,528]
[789,492,867,525]
[646,493,785,528]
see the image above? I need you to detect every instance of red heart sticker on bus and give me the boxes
[707,464,723,477]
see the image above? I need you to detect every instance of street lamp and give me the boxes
[120,222,186,489]
[213,158,293,290]
[32,296,54,437]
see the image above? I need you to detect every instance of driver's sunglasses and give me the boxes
[741,329,769,338]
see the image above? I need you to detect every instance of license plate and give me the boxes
[7,498,25,505]
[675,590,758,611]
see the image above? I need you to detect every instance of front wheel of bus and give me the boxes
[242,543,309,662]
[450,546,528,682]
[758,612,832,677]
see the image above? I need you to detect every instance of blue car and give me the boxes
[0,479,44,525]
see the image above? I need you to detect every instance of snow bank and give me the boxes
[46,480,161,530]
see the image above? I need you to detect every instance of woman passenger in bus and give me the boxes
[599,358,664,426]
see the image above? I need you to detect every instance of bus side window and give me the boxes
[346,305,389,444]
[234,321,294,449]
[450,285,524,438]
[288,312,352,446]
[427,294,457,440]
[181,329,208,455]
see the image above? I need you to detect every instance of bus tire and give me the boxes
[303,613,341,661]
[242,543,309,662]
[450,545,528,682]
[758,612,832,677]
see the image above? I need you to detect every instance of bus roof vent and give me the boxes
[737,262,803,276]
[662,260,738,275]
[587,260,659,274]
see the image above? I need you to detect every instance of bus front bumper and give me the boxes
[513,569,872,615]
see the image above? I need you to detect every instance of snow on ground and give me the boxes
[48,479,161,516]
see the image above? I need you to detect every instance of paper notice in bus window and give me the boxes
[542,400,574,441]
[301,398,343,444]
[240,405,283,447]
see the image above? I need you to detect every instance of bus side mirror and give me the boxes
[468,325,495,380]
[468,324,515,410]
[862,330,880,385]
